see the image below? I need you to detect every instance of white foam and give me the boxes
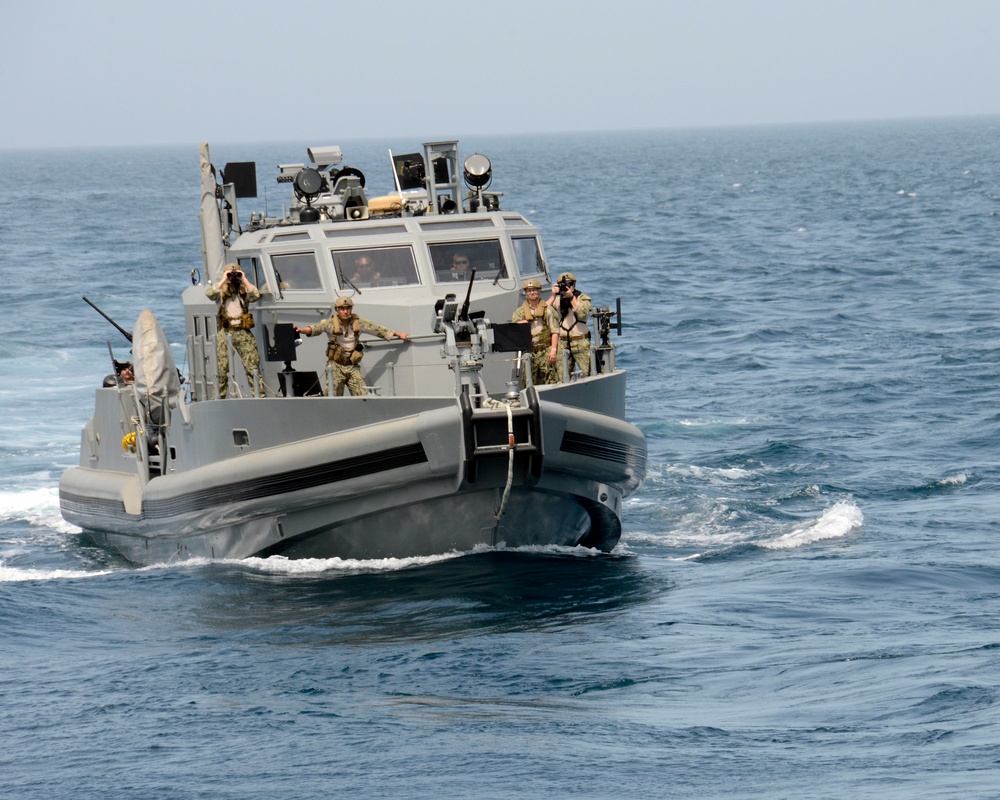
[619,532,702,559]
[677,417,752,428]
[762,500,863,550]
[0,530,613,583]
[493,542,607,558]
[654,463,757,481]
[228,551,466,575]
[228,542,604,576]
[937,473,968,487]
[0,563,114,582]
[622,498,752,554]
[714,467,752,480]
[0,486,80,534]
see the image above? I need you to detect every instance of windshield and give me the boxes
[429,240,508,283]
[331,247,421,289]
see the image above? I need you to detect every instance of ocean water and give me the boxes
[2,118,1000,798]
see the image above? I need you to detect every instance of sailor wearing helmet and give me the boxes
[206,263,262,397]
[295,296,408,396]
[511,277,560,385]
[547,271,593,378]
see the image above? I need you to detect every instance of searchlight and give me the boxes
[463,153,492,189]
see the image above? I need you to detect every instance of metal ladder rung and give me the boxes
[472,443,538,457]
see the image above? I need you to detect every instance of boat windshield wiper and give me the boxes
[337,266,361,295]
[273,269,285,300]
[490,263,507,286]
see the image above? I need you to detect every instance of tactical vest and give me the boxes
[519,300,553,347]
[326,314,364,365]
[216,286,255,331]
[558,293,589,340]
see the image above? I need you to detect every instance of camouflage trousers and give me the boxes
[527,346,560,386]
[558,336,592,378]
[217,329,261,398]
[329,362,368,396]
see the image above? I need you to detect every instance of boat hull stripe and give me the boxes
[559,430,645,465]
[63,442,428,521]
[145,442,428,518]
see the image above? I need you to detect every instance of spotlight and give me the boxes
[463,153,492,188]
[293,168,323,199]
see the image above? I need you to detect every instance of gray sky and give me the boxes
[3,0,999,149]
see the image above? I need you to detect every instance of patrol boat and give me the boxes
[59,140,647,565]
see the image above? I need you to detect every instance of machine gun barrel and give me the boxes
[459,268,477,320]
[83,296,133,343]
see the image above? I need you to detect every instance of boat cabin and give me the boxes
[184,140,578,401]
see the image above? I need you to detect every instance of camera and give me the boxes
[556,282,572,293]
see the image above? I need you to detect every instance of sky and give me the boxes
[3,0,1000,149]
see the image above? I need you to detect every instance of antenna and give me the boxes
[389,148,403,200]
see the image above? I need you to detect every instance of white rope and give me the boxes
[495,402,516,522]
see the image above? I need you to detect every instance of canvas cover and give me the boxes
[133,309,181,423]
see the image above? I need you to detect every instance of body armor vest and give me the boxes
[519,301,553,347]
[216,286,255,331]
[558,293,589,339]
[326,314,364,365]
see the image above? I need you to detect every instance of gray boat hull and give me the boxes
[60,377,645,565]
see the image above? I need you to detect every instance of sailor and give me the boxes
[350,254,380,286]
[295,296,409,396]
[117,360,135,385]
[450,252,471,280]
[102,359,134,388]
[547,271,593,378]
[511,278,560,385]
[206,263,262,398]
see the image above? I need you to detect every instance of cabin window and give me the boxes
[331,246,420,289]
[270,252,323,291]
[237,257,261,287]
[418,219,496,231]
[326,224,408,238]
[512,237,545,278]
[429,240,508,283]
[503,215,531,226]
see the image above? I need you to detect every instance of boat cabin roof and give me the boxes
[227,212,547,304]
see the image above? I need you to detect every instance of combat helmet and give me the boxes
[334,296,354,309]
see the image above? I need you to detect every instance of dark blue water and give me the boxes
[3,119,1000,798]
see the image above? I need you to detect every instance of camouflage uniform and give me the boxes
[550,272,592,378]
[206,268,262,398]
[306,312,397,396]
[511,289,560,386]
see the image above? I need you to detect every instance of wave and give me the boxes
[0,486,78,534]
[664,463,756,482]
[0,563,115,582]
[883,472,972,499]
[760,500,863,550]
[228,543,608,577]
[623,496,863,558]
[0,541,609,583]
[226,551,467,576]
